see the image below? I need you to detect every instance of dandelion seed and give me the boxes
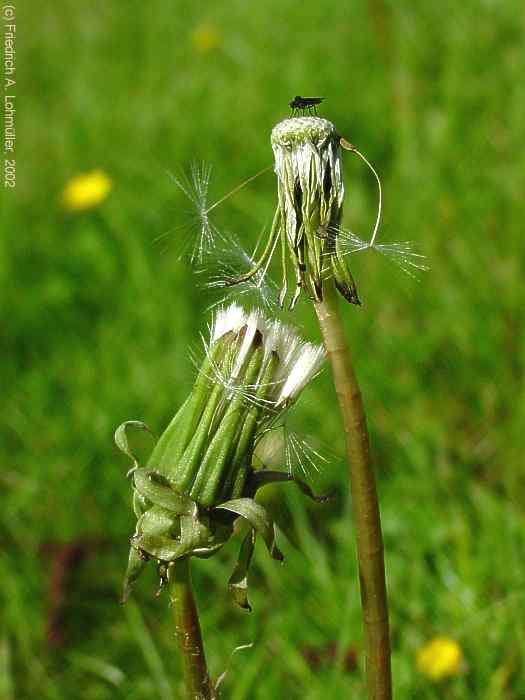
[253,424,330,483]
[210,301,246,342]
[194,332,265,410]
[337,139,430,280]
[196,306,325,413]
[276,343,325,407]
[284,429,330,480]
[158,163,272,265]
[198,232,279,312]
[374,241,430,278]
[334,227,430,280]
[156,161,222,264]
[61,170,112,212]
[327,228,370,255]
[252,426,287,468]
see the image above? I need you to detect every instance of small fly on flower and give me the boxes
[161,115,427,311]
[289,96,324,116]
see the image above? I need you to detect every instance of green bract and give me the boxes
[116,303,328,609]
[224,116,360,309]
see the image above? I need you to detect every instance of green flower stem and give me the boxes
[314,280,392,700]
[168,559,216,700]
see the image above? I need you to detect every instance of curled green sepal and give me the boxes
[247,470,333,503]
[216,498,283,562]
[132,490,149,519]
[114,420,153,475]
[192,519,233,558]
[228,529,256,611]
[133,469,196,516]
[136,505,178,537]
[330,248,360,306]
[122,546,148,603]
[131,513,211,562]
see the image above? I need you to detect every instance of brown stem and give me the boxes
[168,558,216,700]
[314,280,392,700]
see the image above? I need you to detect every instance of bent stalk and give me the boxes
[314,280,391,700]
[168,559,215,700]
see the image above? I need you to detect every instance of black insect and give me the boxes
[289,96,325,116]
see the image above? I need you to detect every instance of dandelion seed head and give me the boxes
[205,304,325,412]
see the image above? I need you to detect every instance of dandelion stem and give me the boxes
[314,280,391,700]
[168,559,216,700]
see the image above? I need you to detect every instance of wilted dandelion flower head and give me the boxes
[272,118,348,305]
[116,303,327,607]
[168,115,427,315]
[223,116,360,309]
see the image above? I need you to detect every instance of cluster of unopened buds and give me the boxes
[116,303,328,609]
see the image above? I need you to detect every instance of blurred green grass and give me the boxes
[2,1,525,698]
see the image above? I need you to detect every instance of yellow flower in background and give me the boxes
[61,170,112,212]
[416,637,463,681]
[191,23,221,54]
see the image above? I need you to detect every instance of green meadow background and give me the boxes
[2,1,525,698]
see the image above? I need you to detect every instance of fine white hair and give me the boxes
[209,303,325,410]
